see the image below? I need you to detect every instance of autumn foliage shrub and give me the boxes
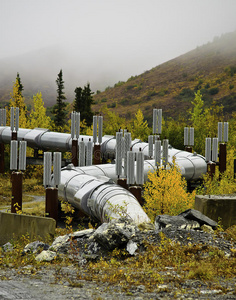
[197,148,236,195]
[143,164,196,222]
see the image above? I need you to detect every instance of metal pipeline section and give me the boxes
[65,153,206,182]
[0,126,207,180]
[54,165,151,224]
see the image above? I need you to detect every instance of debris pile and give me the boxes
[12,209,235,263]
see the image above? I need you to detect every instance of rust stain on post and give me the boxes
[11,172,23,213]
[45,187,58,225]
[71,139,78,167]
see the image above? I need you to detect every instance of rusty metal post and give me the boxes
[207,162,216,180]
[129,186,144,206]
[93,144,101,165]
[0,143,4,173]
[185,146,192,153]
[219,143,227,173]
[117,178,128,190]
[45,187,58,225]
[234,159,236,179]
[71,139,78,166]
[11,131,17,141]
[11,171,23,213]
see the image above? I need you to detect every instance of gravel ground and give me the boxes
[0,264,235,299]
[0,225,236,300]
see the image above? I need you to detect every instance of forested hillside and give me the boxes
[93,31,236,123]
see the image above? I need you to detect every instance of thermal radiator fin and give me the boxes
[205,138,211,162]
[157,109,162,134]
[162,139,169,166]
[19,141,27,171]
[115,131,123,176]
[71,112,75,139]
[93,116,97,144]
[136,150,144,185]
[86,140,93,166]
[224,122,229,143]
[148,135,153,158]
[10,140,18,170]
[154,140,161,167]
[189,127,194,146]
[43,152,52,187]
[75,112,80,139]
[212,137,218,162]
[79,141,86,167]
[184,127,189,146]
[98,116,103,145]
[218,122,223,143]
[53,152,61,187]
[127,151,135,185]
[153,108,157,134]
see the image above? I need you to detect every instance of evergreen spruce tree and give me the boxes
[73,87,83,112]
[16,72,24,96]
[53,69,67,129]
[73,83,94,126]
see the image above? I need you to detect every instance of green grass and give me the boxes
[0,173,45,215]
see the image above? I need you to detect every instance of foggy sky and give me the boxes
[1,0,236,92]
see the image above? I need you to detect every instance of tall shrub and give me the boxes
[143,164,196,222]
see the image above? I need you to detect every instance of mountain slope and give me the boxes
[93,31,236,122]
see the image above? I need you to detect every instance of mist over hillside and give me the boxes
[1,31,236,120]
[0,43,154,108]
[93,31,236,122]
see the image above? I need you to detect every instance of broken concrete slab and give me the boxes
[195,194,236,229]
[179,208,218,229]
[155,214,200,231]
[0,211,56,246]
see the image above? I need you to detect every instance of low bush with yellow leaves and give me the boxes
[143,163,196,222]
[197,148,236,195]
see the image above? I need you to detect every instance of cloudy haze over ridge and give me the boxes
[1,0,236,93]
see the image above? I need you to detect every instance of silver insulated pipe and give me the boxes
[0,126,207,180]
[55,165,151,224]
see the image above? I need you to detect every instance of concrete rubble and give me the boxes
[3,209,231,263]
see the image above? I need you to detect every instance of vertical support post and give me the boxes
[129,186,143,206]
[93,144,101,165]
[72,139,78,166]
[11,171,23,213]
[219,143,227,173]
[117,178,128,189]
[207,162,216,180]
[11,131,17,141]
[0,143,4,173]
[234,159,236,179]
[45,187,58,225]
[185,146,192,153]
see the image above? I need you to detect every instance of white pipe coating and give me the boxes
[56,166,151,224]
[0,126,207,180]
